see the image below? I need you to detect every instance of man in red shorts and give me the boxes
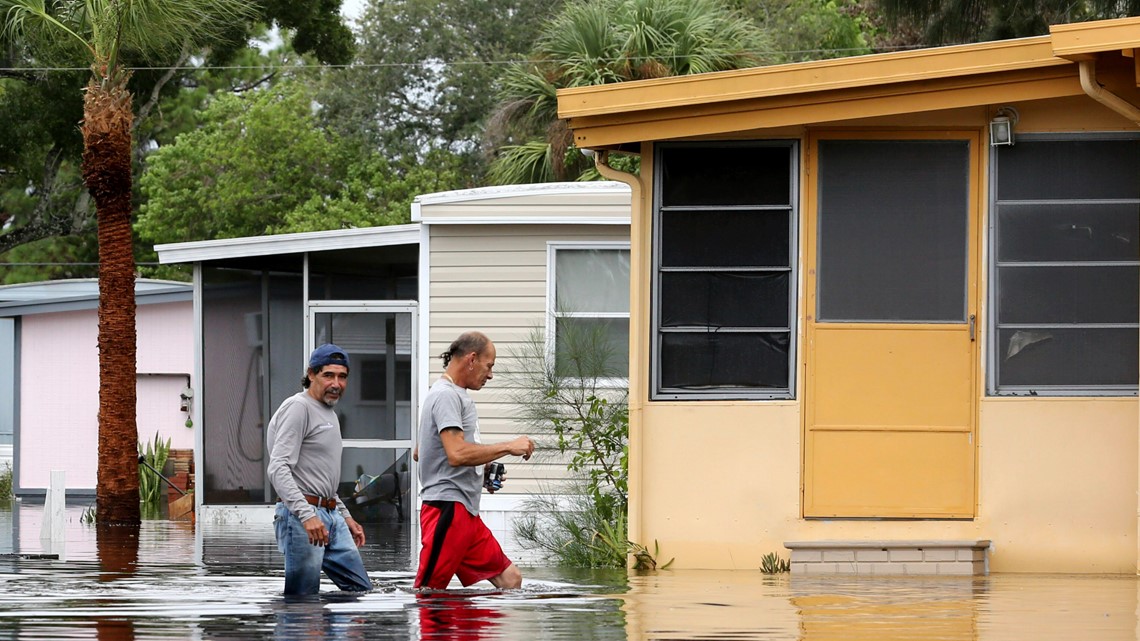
[414,331,535,590]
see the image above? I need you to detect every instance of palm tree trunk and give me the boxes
[83,75,140,525]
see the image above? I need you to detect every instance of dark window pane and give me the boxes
[661,210,790,267]
[998,266,1139,324]
[818,140,969,322]
[555,317,629,378]
[661,145,791,206]
[359,358,412,402]
[660,332,790,389]
[661,272,789,328]
[996,139,1140,201]
[998,328,1138,387]
[998,202,1140,262]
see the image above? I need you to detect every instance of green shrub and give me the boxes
[0,462,11,502]
[509,320,670,569]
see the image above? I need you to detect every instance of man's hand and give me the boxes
[302,515,329,546]
[508,435,535,460]
[346,517,366,547]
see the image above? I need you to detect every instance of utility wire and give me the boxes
[0,45,934,74]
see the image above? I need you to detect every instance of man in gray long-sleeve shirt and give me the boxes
[266,344,371,595]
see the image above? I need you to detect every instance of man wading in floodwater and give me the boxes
[267,344,371,595]
[414,331,535,590]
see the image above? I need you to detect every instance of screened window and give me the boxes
[549,244,631,379]
[653,142,797,399]
[991,136,1140,395]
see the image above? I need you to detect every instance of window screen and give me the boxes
[991,136,1140,394]
[817,140,969,322]
[653,142,797,399]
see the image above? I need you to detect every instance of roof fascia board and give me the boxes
[1051,17,1140,59]
[569,68,1082,147]
[0,289,191,317]
[155,224,420,265]
[418,216,631,226]
[558,36,1061,120]
[413,182,629,207]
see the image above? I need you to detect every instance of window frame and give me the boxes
[987,132,1140,397]
[651,140,799,401]
[546,241,632,386]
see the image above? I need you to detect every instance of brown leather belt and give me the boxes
[302,494,338,510]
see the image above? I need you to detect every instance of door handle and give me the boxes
[969,314,976,342]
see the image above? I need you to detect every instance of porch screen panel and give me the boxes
[201,267,303,504]
[817,140,969,322]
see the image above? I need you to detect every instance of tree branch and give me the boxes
[233,70,277,93]
[0,145,93,256]
[133,42,192,153]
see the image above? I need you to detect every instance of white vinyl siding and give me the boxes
[426,224,629,493]
[418,182,631,495]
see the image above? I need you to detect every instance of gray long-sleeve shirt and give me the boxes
[266,391,348,523]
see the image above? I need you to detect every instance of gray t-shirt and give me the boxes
[418,378,483,515]
[266,390,349,523]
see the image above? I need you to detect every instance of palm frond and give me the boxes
[488,140,555,185]
[1,0,256,71]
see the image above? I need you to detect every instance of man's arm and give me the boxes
[266,401,317,524]
[439,428,534,467]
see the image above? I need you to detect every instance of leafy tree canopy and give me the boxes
[875,0,1140,45]
[137,79,462,246]
[316,0,565,186]
[741,0,873,62]
[0,0,355,282]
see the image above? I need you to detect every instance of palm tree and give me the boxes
[1,0,254,523]
[487,0,774,184]
[876,0,1140,45]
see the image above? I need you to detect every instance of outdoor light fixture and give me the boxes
[989,106,1020,147]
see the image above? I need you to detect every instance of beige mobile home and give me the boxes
[412,181,631,559]
[558,17,1140,573]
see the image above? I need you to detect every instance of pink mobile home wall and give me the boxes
[17,300,193,490]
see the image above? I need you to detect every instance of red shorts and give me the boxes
[415,501,512,589]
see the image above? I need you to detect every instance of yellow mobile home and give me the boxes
[558,17,1140,573]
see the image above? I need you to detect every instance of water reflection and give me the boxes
[416,592,504,640]
[96,524,140,581]
[1,502,1140,640]
[273,596,374,641]
[95,618,136,641]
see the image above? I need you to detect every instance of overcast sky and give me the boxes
[341,0,365,22]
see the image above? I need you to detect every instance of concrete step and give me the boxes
[784,539,991,576]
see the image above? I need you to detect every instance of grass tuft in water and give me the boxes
[760,551,791,574]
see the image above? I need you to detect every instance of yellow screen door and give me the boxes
[803,132,980,518]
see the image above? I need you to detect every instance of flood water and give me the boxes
[2,503,1139,640]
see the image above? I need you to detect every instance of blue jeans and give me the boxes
[274,502,371,595]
